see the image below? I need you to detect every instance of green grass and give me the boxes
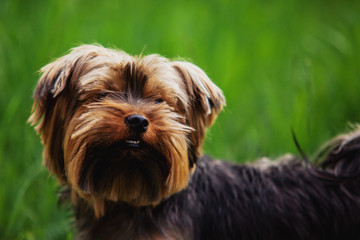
[1,0,360,238]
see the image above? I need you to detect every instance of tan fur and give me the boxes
[29,44,225,217]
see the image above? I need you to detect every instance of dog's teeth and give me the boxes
[126,140,140,144]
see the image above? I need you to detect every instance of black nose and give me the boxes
[125,114,149,133]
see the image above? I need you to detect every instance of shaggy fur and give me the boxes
[30,44,360,240]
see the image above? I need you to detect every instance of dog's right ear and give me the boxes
[29,45,101,182]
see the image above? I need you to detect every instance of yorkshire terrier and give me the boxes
[30,45,360,240]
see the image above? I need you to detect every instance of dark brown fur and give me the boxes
[30,45,360,239]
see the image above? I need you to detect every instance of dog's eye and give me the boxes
[94,91,112,101]
[96,93,108,99]
[155,99,163,104]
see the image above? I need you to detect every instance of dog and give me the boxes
[29,44,360,240]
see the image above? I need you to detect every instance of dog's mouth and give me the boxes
[125,139,142,148]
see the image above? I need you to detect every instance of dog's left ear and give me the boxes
[171,61,226,165]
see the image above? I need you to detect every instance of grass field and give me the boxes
[1,0,360,238]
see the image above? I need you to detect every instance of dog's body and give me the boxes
[74,153,360,240]
[30,45,360,240]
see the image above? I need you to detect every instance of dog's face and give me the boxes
[30,45,225,216]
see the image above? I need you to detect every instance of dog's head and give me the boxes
[29,45,225,216]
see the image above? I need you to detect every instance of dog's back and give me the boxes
[187,130,360,240]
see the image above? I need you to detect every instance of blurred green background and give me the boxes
[1,0,360,238]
